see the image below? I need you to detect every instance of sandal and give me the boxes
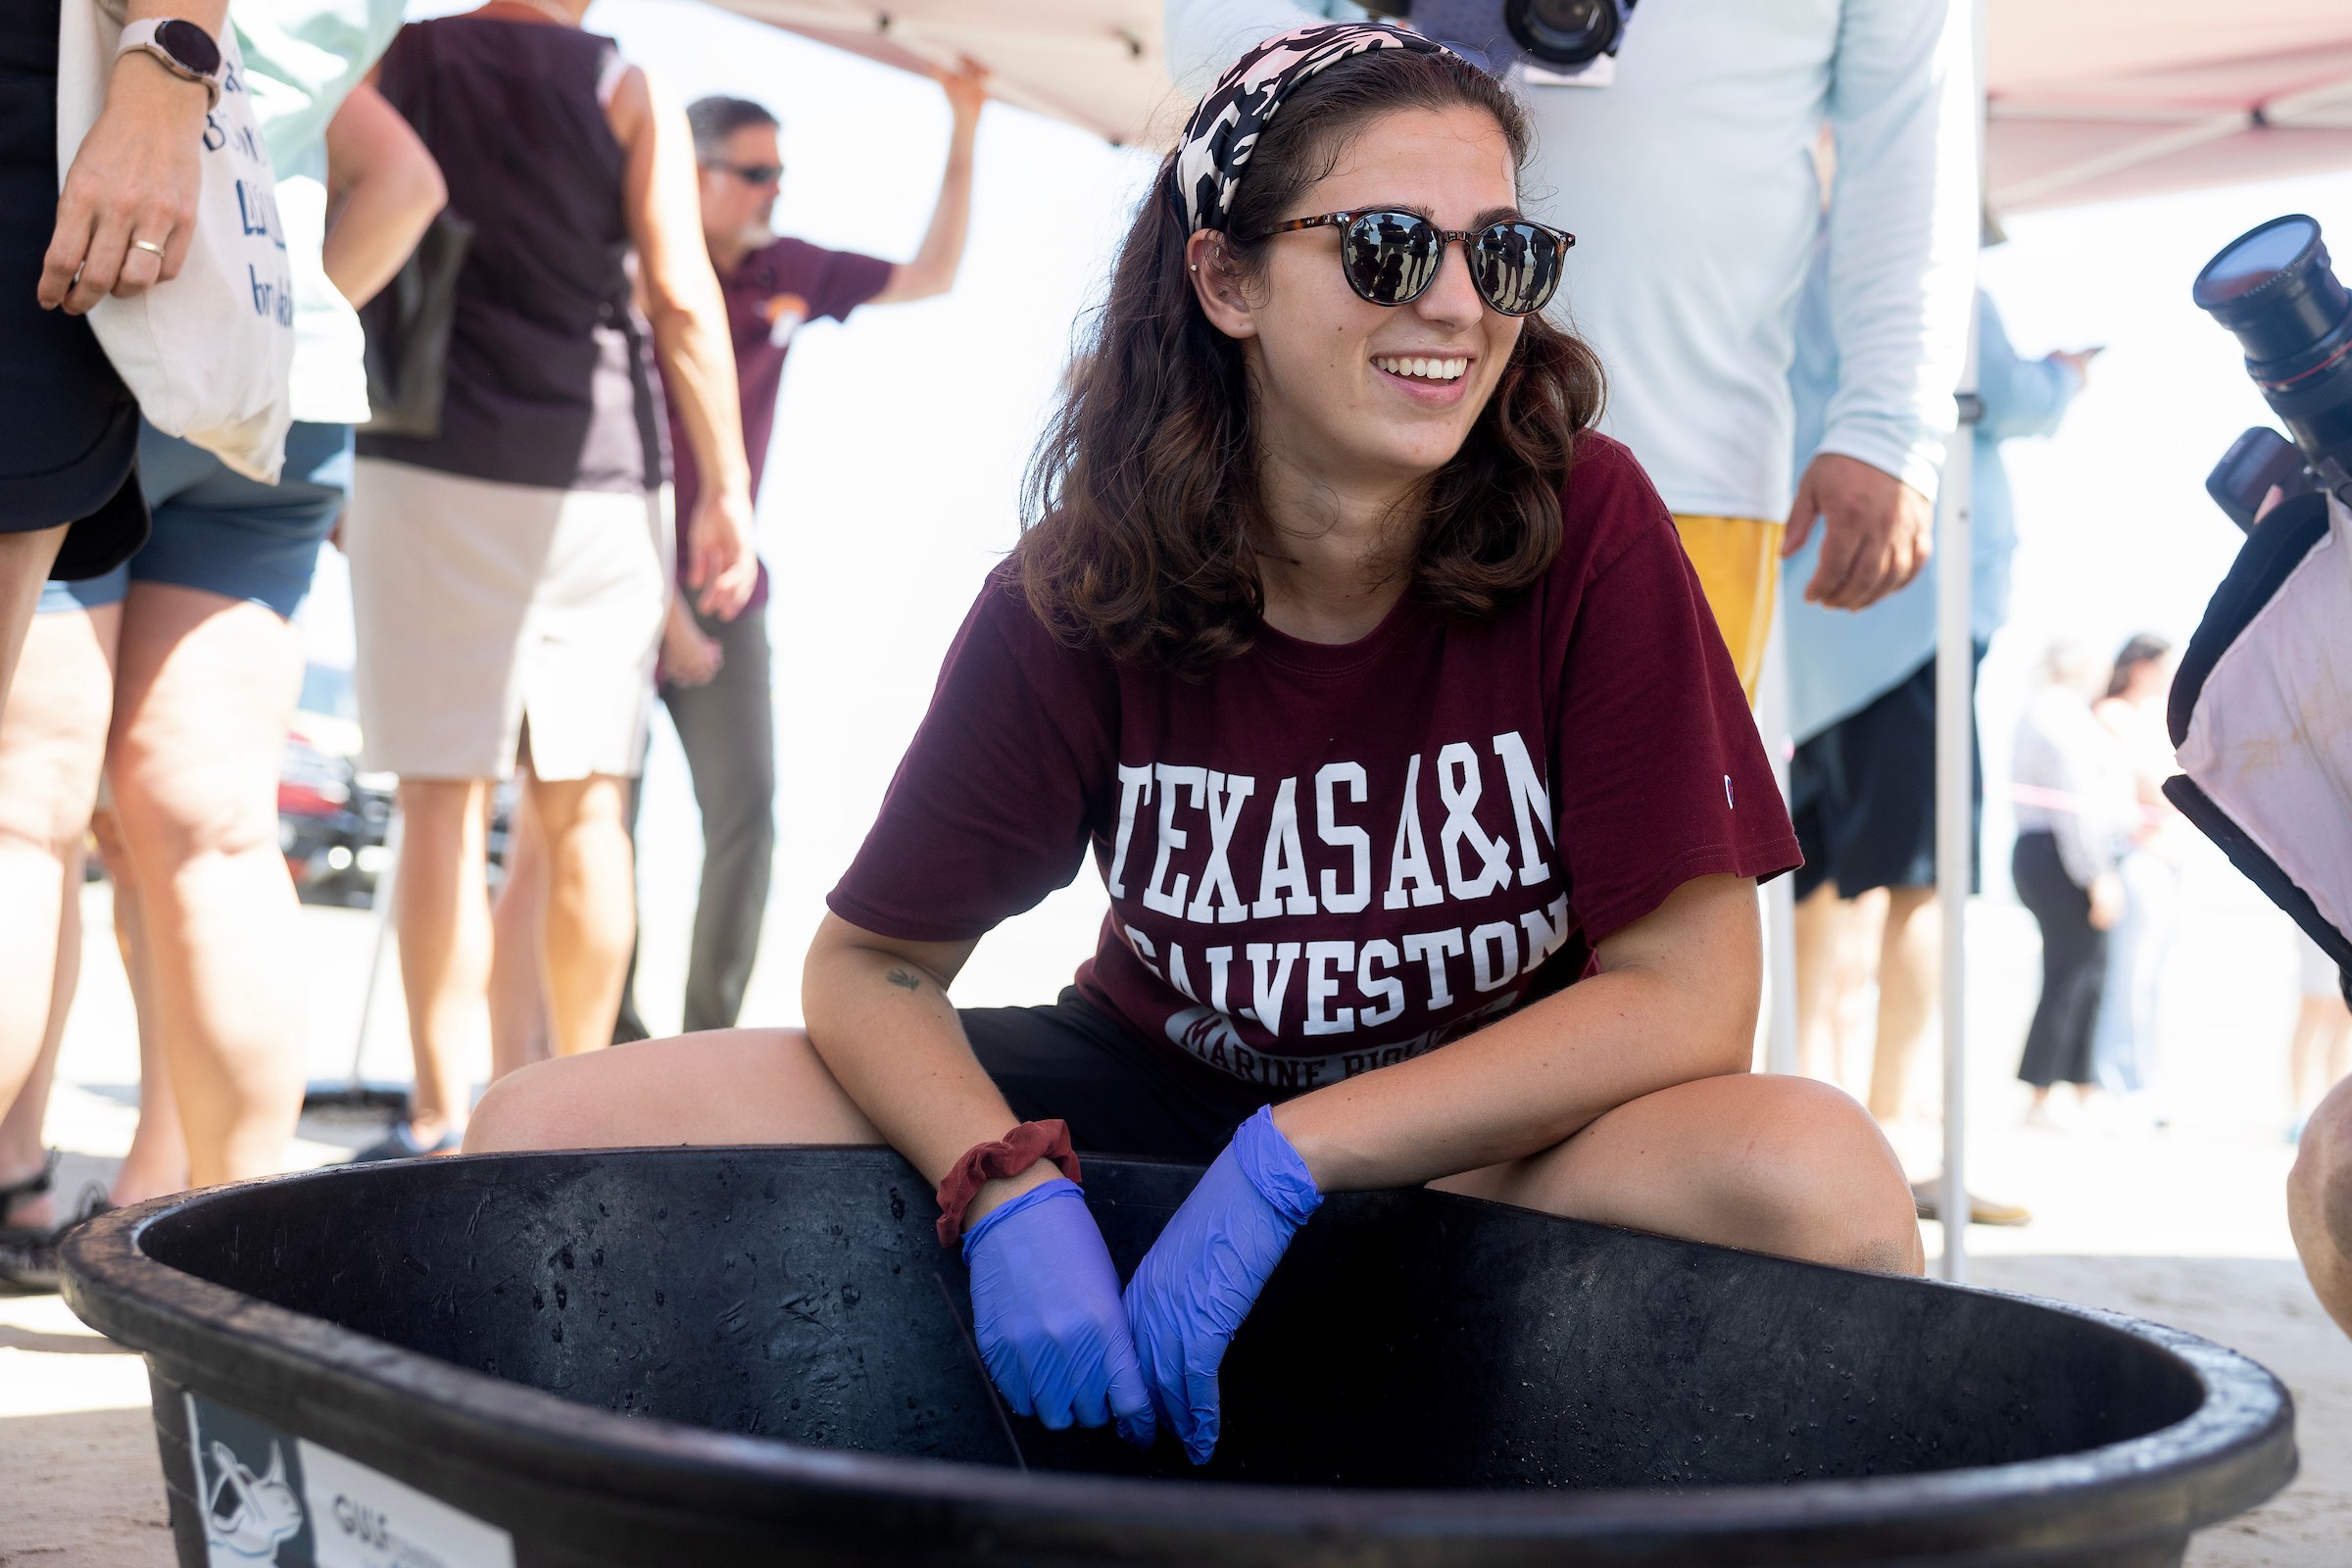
[0,1183,113,1294]
[350,1122,464,1163]
[0,1149,58,1226]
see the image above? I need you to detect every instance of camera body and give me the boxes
[2195,215,2352,530]
[1368,0,1639,83]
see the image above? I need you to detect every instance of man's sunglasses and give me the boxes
[1253,210,1573,317]
[705,161,784,187]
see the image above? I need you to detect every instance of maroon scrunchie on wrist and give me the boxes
[934,1119,1082,1248]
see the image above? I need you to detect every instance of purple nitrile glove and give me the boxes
[1123,1105,1322,1464]
[962,1177,1156,1445]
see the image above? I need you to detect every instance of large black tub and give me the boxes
[64,1148,2291,1567]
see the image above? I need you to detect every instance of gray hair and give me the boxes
[687,96,780,162]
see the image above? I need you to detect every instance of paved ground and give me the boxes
[3,825,2347,1564]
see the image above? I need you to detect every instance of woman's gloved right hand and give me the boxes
[962,1177,1156,1446]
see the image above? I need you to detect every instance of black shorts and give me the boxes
[1789,645,1984,902]
[960,989,1264,1163]
[0,4,147,574]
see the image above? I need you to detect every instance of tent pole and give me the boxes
[1936,388,1975,1283]
[1939,0,1987,1285]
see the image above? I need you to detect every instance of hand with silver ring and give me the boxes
[42,35,213,314]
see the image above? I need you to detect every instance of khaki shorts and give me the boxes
[345,459,671,782]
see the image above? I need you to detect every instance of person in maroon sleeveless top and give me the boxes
[344,0,757,1158]
[466,28,1922,1458]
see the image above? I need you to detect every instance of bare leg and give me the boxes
[528,772,635,1058]
[1792,885,1849,1085]
[465,1027,881,1152]
[91,807,187,1204]
[392,777,495,1145]
[2288,1073,2352,1336]
[1869,885,1938,1124]
[0,605,117,1209]
[1438,1072,1926,1275]
[0,524,66,706]
[107,584,305,1188]
[488,775,551,1082]
[0,850,85,1229]
[2292,995,2352,1121]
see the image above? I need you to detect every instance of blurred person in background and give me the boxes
[1166,0,1976,687]
[2088,633,2181,1113]
[0,0,439,1268]
[347,0,758,1158]
[2289,933,2350,1146]
[1786,266,2090,1222]
[2,0,234,703]
[608,69,988,1043]
[2011,640,2133,1124]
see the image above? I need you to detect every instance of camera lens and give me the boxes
[1506,0,1622,67]
[2195,215,2352,483]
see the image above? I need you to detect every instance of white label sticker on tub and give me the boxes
[297,1441,515,1568]
[186,1393,514,1568]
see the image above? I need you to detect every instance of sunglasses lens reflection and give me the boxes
[1344,212,1443,305]
[1340,213,1564,316]
[1471,223,1563,317]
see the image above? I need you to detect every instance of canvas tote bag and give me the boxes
[55,1,294,482]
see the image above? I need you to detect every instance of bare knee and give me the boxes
[2289,1079,2352,1337]
[1722,1075,1925,1274]
[111,758,282,867]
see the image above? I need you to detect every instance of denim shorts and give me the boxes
[37,420,354,620]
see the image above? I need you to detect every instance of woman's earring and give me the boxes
[1190,263,1199,272]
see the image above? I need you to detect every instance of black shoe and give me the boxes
[0,1185,113,1293]
[349,1123,464,1163]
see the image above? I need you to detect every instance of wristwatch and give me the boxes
[117,19,225,110]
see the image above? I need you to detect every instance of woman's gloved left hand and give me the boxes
[1123,1105,1322,1464]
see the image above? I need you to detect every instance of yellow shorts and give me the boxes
[1670,514,1784,703]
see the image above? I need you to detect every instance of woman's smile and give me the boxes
[1371,349,1475,405]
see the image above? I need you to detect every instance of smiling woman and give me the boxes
[465,21,1919,1475]
[1020,31,1599,672]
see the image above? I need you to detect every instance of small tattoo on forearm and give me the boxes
[885,968,921,993]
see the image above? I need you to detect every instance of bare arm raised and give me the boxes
[867,59,987,307]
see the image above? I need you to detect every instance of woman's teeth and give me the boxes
[1374,355,1468,382]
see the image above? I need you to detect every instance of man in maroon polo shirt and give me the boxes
[617,65,987,1038]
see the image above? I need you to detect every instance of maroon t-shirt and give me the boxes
[663,236,893,612]
[830,435,1798,1093]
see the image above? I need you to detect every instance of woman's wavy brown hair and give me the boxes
[1016,44,1606,676]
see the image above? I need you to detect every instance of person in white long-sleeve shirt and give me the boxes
[1165,0,1976,696]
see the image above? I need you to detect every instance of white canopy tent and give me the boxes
[707,0,2352,1280]
[711,0,2352,180]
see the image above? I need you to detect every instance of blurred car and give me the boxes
[278,662,514,907]
[280,662,394,906]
